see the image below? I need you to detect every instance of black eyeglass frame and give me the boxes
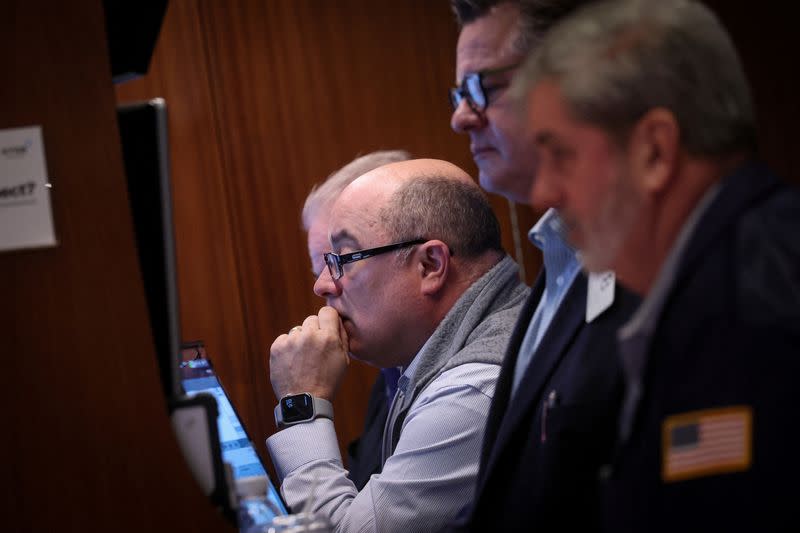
[449,62,521,114]
[323,238,427,280]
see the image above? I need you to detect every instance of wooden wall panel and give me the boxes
[1,1,231,531]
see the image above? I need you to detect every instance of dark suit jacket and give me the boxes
[461,261,640,531]
[602,161,800,532]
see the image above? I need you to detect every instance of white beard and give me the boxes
[577,169,643,273]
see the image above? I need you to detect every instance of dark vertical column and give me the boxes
[0,1,233,531]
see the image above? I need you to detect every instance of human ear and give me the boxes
[628,108,680,194]
[417,240,450,296]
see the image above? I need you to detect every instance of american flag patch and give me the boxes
[661,406,752,482]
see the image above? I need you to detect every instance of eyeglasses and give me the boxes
[323,239,426,280]
[449,63,521,114]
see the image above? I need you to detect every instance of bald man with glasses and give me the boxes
[266,159,526,532]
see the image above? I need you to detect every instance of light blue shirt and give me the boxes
[381,346,426,465]
[511,209,581,397]
[266,362,498,533]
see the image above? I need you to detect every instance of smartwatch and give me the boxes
[274,393,334,429]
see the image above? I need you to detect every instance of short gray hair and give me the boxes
[302,150,411,230]
[514,0,757,155]
[451,0,591,54]
[379,176,503,259]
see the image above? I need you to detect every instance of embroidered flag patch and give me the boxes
[661,406,752,482]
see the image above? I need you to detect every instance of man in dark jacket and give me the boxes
[449,1,639,530]
[516,0,800,530]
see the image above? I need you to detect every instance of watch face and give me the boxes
[281,393,314,424]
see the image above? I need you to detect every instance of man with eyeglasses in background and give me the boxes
[448,1,640,530]
[266,159,527,532]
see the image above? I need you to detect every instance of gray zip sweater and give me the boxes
[384,254,528,457]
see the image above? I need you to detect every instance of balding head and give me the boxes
[302,150,411,231]
[339,158,475,207]
[334,159,503,260]
[365,158,475,185]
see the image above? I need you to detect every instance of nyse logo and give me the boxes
[1,139,33,158]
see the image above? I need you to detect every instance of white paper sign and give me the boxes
[586,270,615,323]
[0,125,57,252]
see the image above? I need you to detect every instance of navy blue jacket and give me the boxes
[460,262,639,531]
[603,162,800,532]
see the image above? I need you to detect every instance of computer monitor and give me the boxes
[116,98,181,400]
[179,351,288,524]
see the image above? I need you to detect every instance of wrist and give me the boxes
[274,393,334,429]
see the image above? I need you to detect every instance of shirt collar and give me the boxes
[529,208,580,287]
[619,182,722,343]
[529,208,573,252]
